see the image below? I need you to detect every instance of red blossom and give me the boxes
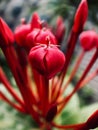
[1,0,98,129]
[14,12,57,49]
[14,12,41,49]
[29,44,65,79]
[79,30,98,51]
[26,28,57,47]
[14,24,31,48]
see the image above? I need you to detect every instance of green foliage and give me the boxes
[0,102,38,130]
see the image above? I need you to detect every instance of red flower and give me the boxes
[1,0,98,129]
[26,28,57,47]
[0,18,14,48]
[14,24,31,48]
[14,12,41,49]
[29,44,65,79]
[79,30,98,51]
[14,12,57,50]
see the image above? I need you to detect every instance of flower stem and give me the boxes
[52,50,85,103]
[80,69,98,88]
[61,49,85,94]
[61,30,80,81]
[0,91,26,113]
[51,122,86,129]
[52,30,81,101]
[41,76,49,116]
[57,49,98,113]
[0,67,25,107]
[32,69,42,102]
[2,46,42,125]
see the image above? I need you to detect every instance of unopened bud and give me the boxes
[45,104,57,122]
[26,28,57,47]
[79,30,98,51]
[0,18,14,48]
[29,44,65,79]
[73,0,88,33]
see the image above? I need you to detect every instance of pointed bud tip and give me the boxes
[73,0,88,33]
[31,12,41,29]
[0,18,14,48]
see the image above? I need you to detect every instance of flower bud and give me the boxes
[14,24,31,48]
[0,18,14,48]
[86,110,98,129]
[31,12,41,29]
[26,28,57,47]
[73,0,88,33]
[55,16,65,43]
[79,30,98,51]
[29,44,65,79]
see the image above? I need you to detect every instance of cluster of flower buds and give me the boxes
[14,12,65,79]
[1,0,98,129]
[14,13,57,49]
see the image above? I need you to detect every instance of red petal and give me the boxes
[35,28,57,45]
[29,45,65,79]
[26,29,40,47]
[29,46,46,74]
[14,24,31,47]
[45,46,65,78]
[26,28,57,47]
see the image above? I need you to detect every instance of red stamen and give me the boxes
[61,49,85,94]
[41,76,49,116]
[51,122,86,129]
[0,67,25,107]
[0,91,26,113]
[80,69,98,88]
